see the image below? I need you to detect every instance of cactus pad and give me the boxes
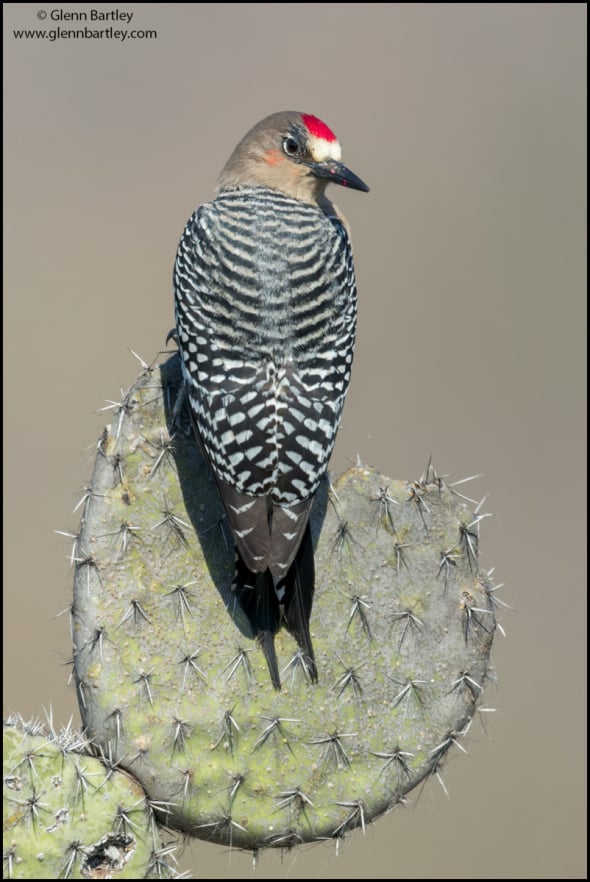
[70,353,498,850]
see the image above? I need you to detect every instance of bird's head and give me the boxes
[217,111,369,208]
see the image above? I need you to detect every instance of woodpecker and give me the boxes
[174,111,368,689]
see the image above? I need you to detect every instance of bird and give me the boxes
[173,111,368,689]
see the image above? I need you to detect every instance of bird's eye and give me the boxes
[283,136,300,157]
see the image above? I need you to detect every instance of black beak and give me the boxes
[308,159,369,193]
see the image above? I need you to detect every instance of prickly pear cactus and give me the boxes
[2,715,174,879]
[69,352,498,850]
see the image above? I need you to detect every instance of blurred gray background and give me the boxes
[3,4,586,878]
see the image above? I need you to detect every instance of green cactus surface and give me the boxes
[68,352,498,851]
[2,715,174,879]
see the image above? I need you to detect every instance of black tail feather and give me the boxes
[281,523,318,683]
[257,629,281,691]
[234,556,282,689]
